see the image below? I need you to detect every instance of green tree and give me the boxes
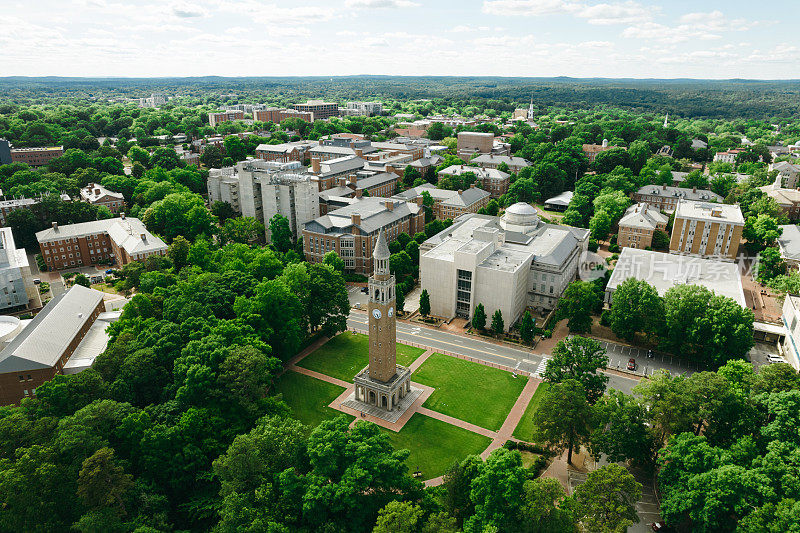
[520,477,578,533]
[757,246,786,282]
[323,250,345,272]
[402,165,421,187]
[589,210,613,240]
[520,310,535,345]
[609,278,664,342]
[76,447,133,516]
[268,213,293,253]
[573,464,642,533]
[472,302,487,331]
[419,289,430,317]
[544,336,609,403]
[200,145,223,168]
[149,147,182,170]
[590,389,655,466]
[558,280,600,334]
[465,448,527,533]
[210,201,237,223]
[533,379,592,465]
[373,501,423,533]
[220,216,265,245]
[743,214,781,252]
[143,192,217,242]
[74,273,91,287]
[167,235,190,271]
[491,309,504,335]
[223,136,248,162]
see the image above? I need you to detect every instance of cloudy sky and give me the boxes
[3,0,797,79]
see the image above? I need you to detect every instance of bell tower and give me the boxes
[367,228,397,382]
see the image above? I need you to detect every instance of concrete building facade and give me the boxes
[669,200,744,260]
[293,100,339,120]
[456,132,494,159]
[420,204,589,328]
[0,228,40,312]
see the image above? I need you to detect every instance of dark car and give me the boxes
[361,286,368,293]
[627,358,636,371]
[105,269,115,274]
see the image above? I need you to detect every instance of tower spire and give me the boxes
[663,113,669,128]
[373,228,390,260]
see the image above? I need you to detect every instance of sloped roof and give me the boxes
[0,285,105,373]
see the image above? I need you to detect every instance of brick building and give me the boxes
[392,184,490,220]
[79,183,125,213]
[759,176,800,219]
[254,108,313,123]
[0,285,105,405]
[10,146,64,167]
[37,216,167,270]
[303,198,424,274]
[293,100,339,120]
[208,111,244,127]
[617,203,668,249]
[438,165,510,198]
[470,154,530,172]
[582,140,620,163]
[633,185,722,213]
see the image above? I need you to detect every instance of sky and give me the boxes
[2,0,798,79]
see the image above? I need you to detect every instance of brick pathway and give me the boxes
[416,407,497,439]
[408,349,434,372]
[481,377,540,459]
[280,334,332,376]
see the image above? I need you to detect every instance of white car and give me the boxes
[767,354,786,364]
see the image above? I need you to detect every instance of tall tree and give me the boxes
[76,447,133,516]
[491,309,504,335]
[558,281,601,334]
[573,464,642,533]
[472,303,487,331]
[520,310,535,345]
[533,379,592,464]
[419,289,430,317]
[268,214,293,253]
[544,336,609,403]
[609,278,664,342]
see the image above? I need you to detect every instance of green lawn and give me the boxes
[383,413,491,479]
[271,371,353,429]
[512,382,551,442]
[298,332,425,381]
[412,353,528,431]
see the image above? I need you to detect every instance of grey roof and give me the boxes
[635,185,722,203]
[305,197,420,235]
[410,155,444,168]
[319,186,355,200]
[0,285,105,373]
[391,184,489,207]
[439,165,509,181]
[356,172,397,190]
[773,161,800,174]
[373,229,391,260]
[606,248,746,307]
[618,203,668,230]
[544,190,574,207]
[36,217,167,256]
[470,154,530,168]
[318,155,365,177]
[778,225,800,263]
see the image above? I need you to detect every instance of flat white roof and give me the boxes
[675,199,744,224]
[607,248,746,308]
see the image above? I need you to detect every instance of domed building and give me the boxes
[500,202,541,234]
[419,205,590,329]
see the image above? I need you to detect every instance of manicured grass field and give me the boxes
[412,353,528,431]
[298,332,425,381]
[512,382,550,442]
[271,371,353,429]
[383,413,491,479]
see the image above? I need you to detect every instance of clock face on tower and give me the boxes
[388,307,394,318]
[372,309,382,320]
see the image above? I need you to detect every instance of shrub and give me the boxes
[608,243,620,253]
[588,239,599,252]
[600,308,612,326]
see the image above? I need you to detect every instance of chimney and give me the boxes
[457,189,463,195]
[120,211,125,220]
[95,188,101,195]
[141,233,147,242]
[414,196,423,206]
[311,157,321,174]
[355,148,363,157]
[52,221,58,231]
[470,183,476,188]
[351,213,361,225]
[693,186,697,193]
[385,201,394,211]
[356,188,363,198]
[662,184,666,190]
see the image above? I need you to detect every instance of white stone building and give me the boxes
[780,295,800,370]
[419,203,589,329]
[207,159,319,242]
[0,228,41,311]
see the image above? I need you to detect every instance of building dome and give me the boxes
[502,202,540,226]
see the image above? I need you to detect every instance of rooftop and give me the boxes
[606,248,746,307]
[675,199,744,224]
[636,185,722,203]
[36,217,167,256]
[618,203,669,230]
[778,224,800,263]
[305,197,421,235]
[0,285,105,373]
[544,190,574,207]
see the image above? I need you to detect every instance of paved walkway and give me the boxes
[481,377,540,459]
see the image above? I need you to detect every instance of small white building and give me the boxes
[420,203,589,329]
[780,295,800,370]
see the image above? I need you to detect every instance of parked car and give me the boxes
[105,269,115,275]
[767,354,786,364]
[627,358,636,371]
[361,286,368,293]
[33,278,41,285]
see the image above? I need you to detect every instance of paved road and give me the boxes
[593,338,698,378]
[348,312,642,394]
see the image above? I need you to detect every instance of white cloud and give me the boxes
[345,0,420,7]
[482,0,579,16]
[573,1,652,25]
[171,1,208,18]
